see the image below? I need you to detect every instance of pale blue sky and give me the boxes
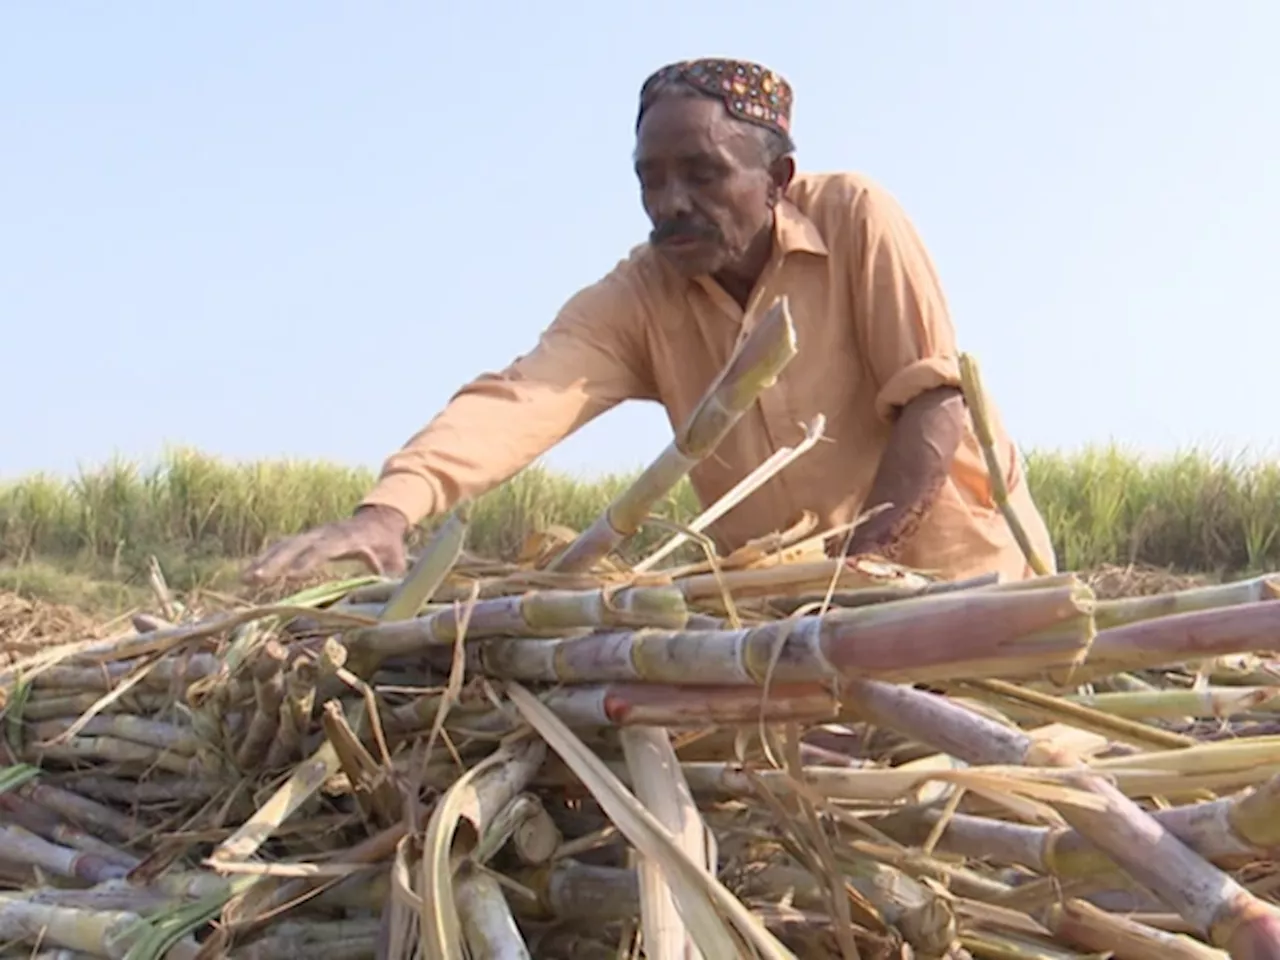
[3,2,1277,483]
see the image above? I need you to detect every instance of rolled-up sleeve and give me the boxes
[360,268,657,524]
[849,183,962,422]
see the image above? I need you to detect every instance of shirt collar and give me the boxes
[772,198,829,258]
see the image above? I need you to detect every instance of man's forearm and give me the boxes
[845,386,966,558]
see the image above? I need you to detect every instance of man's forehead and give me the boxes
[635,97,737,161]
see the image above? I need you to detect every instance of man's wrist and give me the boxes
[354,503,410,534]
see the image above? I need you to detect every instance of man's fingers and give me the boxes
[376,544,408,577]
[241,520,406,586]
[243,536,309,585]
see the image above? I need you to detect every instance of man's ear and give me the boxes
[770,154,796,195]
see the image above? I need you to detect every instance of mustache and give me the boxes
[650,217,720,245]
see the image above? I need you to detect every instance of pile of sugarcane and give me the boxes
[3,299,1280,960]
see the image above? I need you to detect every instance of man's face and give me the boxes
[634,95,778,279]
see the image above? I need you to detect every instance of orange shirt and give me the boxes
[361,171,1057,582]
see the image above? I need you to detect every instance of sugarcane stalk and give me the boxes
[511,858,640,922]
[26,715,203,755]
[264,657,318,769]
[0,896,200,959]
[881,773,1280,881]
[1046,769,1280,960]
[0,824,129,884]
[455,863,534,959]
[550,296,799,573]
[18,783,138,842]
[27,735,213,777]
[767,573,1001,615]
[232,640,287,771]
[636,415,827,573]
[841,679,1034,766]
[1050,600,1280,685]
[959,353,1051,576]
[0,792,138,868]
[675,557,933,603]
[1054,686,1280,721]
[472,793,559,866]
[526,930,620,960]
[27,654,219,693]
[1038,899,1228,960]
[742,859,958,960]
[475,582,1093,687]
[52,776,222,806]
[17,882,177,916]
[229,918,382,959]
[342,583,689,673]
[1093,575,1280,630]
[21,693,169,722]
[416,739,550,957]
[957,677,1196,750]
[621,725,712,959]
[532,682,840,728]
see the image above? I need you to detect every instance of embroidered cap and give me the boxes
[637,57,794,138]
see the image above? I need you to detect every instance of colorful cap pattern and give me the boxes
[637,58,794,138]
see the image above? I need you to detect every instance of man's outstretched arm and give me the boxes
[244,273,655,584]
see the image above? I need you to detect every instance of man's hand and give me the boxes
[242,504,410,586]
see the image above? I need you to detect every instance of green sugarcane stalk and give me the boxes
[550,295,800,573]
[1061,687,1280,720]
[1093,575,1280,630]
[0,895,200,959]
[959,353,1051,577]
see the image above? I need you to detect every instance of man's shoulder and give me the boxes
[786,170,908,226]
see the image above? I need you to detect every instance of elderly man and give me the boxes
[245,57,1055,585]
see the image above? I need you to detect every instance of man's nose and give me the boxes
[652,179,694,221]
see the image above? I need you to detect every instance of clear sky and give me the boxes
[3,2,1277,483]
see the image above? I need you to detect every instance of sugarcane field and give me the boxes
[1,295,1279,960]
